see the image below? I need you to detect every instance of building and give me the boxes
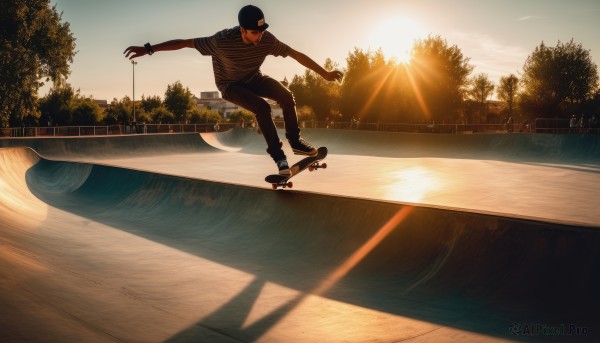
[195,91,239,118]
[196,91,283,118]
[94,99,109,110]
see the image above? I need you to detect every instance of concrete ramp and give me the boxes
[1,146,599,342]
[202,126,600,162]
[0,133,218,160]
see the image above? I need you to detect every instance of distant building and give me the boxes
[195,91,239,118]
[200,91,219,99]
[94,99,108,110]
[196,91,283,118]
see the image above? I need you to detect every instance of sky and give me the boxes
[45,0,600,101]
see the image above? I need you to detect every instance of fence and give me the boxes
[1,119,598,138]
[291,121,531,134]
[1,123,238,138]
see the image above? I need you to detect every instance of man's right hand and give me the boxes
[123,46,147,60]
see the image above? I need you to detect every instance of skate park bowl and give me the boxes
[1,128,599,342]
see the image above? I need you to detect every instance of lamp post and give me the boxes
[131,60,137,123]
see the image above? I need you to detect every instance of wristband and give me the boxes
[144,42,154,55]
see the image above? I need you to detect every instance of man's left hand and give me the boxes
[324,70,344,82]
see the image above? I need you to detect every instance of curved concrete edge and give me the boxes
[203,127,600,163]
[3,128,600,165]
[0,133,220,160]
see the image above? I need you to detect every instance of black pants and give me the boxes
[222,75,300,162]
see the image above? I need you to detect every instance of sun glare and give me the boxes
[369,17,426,63]
[387,166,440,202]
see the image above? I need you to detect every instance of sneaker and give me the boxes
[276,158,291,176]
[289,137,317,156]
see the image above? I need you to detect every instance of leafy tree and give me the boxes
[164,81,196,123]
[38,84,77,125]
[151,107,175,124]
[106,96,133,126]
[520,39,599,117]
[408,35,473,122]
[141,95,162,113]
[289,75,308,109]
[137,94,171,123]
[0,0,76,127]
[339,48,375,121]
[497,74,520,116]
[72,97,104,125]
[289,59,341,121]
[189,108,222,124]
[467,73,495,123]
[227,109,255,124]
[338,48,412,123]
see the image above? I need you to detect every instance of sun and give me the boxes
[369,17,426,63]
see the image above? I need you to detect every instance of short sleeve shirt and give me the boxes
[194,27,291,92]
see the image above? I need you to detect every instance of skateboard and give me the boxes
[265,147,328,189]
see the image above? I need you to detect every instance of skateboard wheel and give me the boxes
[322,162,327,169]
[272,184,278,190]
[287,182,293,188]
[308,166,314,172]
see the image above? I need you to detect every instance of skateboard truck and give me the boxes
[308,161,327,172]
[272,181,293,190]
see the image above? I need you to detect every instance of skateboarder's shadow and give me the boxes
[165,277,305,342]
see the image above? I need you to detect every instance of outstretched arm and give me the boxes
[288,48,344,82]
[124,39,195,59]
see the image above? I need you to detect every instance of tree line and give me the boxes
[35,81,250,127]
[2,0,599,128]
[290,37,599,126]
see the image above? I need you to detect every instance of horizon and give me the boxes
[45,0,600,101]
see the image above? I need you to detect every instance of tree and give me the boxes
[227,109,255,124]
[336,48,414,123]
[189,108,222,124]
[520,39,599,117]
[289,75,308,108]
[468,73,495,123]
[141,95,163,113]
[0,0,76,127]
[304,58,341,120]
[497,74,520,116]
[289,59,341,121]
[72,97,104,125]
[150,107,175,124]
[408,35,473,122]
[105,96,133,126]
[164,81,196,123]
[38,84,77,126]
[339,48,375,121]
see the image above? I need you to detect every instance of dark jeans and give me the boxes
[222,74,300,162]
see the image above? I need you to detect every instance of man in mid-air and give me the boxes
[124,5,343,175]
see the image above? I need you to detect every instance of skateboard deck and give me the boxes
[265,147,328,189]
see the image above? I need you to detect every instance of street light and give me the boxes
[131,60,137,123]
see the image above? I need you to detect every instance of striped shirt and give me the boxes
[194,27,291,92]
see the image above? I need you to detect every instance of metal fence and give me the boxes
[1,119,598,138]
[1,123,238,138]
[294,121,526,133]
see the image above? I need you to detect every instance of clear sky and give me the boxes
[45,0,600,101]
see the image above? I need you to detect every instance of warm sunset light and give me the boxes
[387,166,440,202]
[369,16,426,63]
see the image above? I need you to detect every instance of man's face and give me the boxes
[240,27,264,46]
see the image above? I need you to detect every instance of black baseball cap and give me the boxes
[238,5,269,31]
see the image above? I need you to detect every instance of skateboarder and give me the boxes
[124,5,343,175]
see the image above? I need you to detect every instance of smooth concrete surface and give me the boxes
[1,129,600,342]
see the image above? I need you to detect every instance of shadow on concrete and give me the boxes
[23,156,600,342]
